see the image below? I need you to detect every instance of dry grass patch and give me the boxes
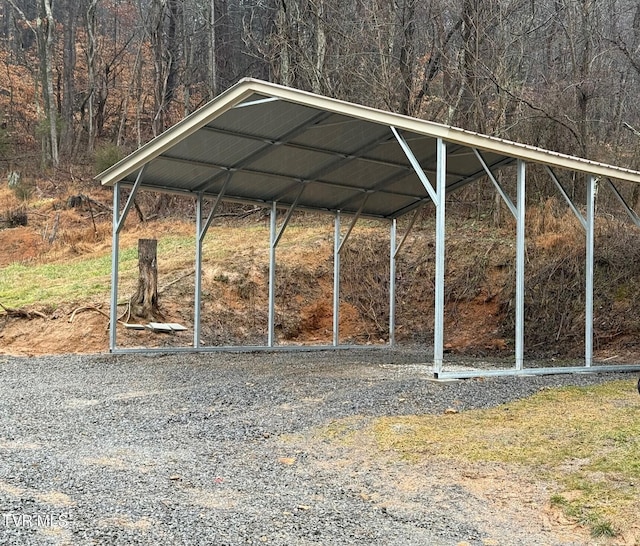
[372,379,640,539]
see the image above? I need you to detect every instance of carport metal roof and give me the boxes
[98,78,640,219]
[100,78,640,379]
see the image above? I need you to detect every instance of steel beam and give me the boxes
[435,363,640,380]
[194,110,332,192]
[337,195,369,255]
[394,206,423,258]
[266,193,304,347]
[109,182,122,353]
[545,166,587,229]
[234,97,279,108]
[389,219,397,346]
[115,166,145,234]
[200,173,232,238]
[515,160,526,370]
[333,212,341,346]
[268,201,277,347]
[585,175,597,367]
[433,139,446,374]
[110,343,394,355]
[274,185,305,247]
[194,194,204,348]
[194,175,232,348]
[389,156,516,220]
[391,126,438,205]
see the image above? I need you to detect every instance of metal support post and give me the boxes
[194,174,232,348]
[333,212,341,346]
[268,201,277,347]
[109,167,145,352]
[434,139,446,374]
[585,175,597,367]
[109,182,122,352]
[389,219,397,346]
[194,194,204,348]
[515,160,526,370]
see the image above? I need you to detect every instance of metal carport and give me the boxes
[97,78,640,378]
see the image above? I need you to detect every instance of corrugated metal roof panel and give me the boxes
[98,78,640,219]
[170,130,265,167]
[249,146,338,179]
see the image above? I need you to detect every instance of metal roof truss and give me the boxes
[100,79,640,378]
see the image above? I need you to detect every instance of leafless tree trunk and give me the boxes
[60,0,78,156]
[397,0,417,115]
[85,0,98,152]
[7,0,58,167]
[149,0,182,135]
[39,0,58,167]
[208,0,218,99]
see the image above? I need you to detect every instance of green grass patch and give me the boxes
[371,380,640,538]
[0,225,317,310]
[0,247,137,308]
[0,235,206,308]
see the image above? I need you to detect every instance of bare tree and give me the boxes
[7,0,59,167]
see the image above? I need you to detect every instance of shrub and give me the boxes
[8,173,34,202]
[5,207,28,227]
[94,143,124,173]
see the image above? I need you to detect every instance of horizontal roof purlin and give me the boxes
[97,78,640,220]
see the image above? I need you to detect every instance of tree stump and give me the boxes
[131,238,159,319]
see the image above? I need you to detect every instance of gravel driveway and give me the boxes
[0,348,634,545]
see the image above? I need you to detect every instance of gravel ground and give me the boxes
[0,348,636,546]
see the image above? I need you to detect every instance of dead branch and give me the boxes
[0,302,47,320]
[159,270,195,294]
[66,194,112,212]
[68,303,132,330]
[120,299,132,324]
[212,207,262,219]
[68,304,109,323]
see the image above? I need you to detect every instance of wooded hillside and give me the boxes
[2,0,640,190]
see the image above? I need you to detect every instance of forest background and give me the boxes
[3,0,640,176]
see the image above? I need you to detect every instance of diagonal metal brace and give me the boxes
[115,166,146,234]
[337,194,370,255]
[605,178,640,228]
[391,126,438,205]
[393,205,423,259]
[273,184,306,247]
[545,166,587,230]
[473,148,517,218]
[199,173,233,241]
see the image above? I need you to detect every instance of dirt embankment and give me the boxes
[2,185,640,360]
